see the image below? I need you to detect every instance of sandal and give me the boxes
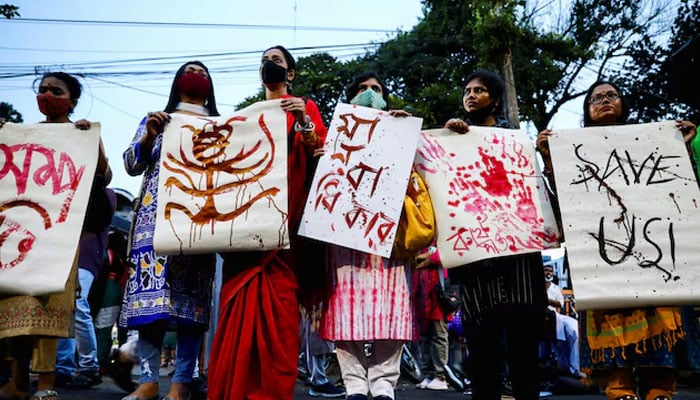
[614,396,637,400]
[29,390,59,400]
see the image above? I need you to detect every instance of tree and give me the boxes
[618,0,700,124]
[1,3,19,19]
[0,101,23,123]
[236,53,367,126]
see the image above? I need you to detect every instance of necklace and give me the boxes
[175,102,209,116]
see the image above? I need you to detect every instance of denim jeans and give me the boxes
[56,268,98,376]
[137,326,202,384]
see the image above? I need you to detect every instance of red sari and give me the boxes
[208,97,326,400]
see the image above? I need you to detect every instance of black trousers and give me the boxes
[464,306,544,400]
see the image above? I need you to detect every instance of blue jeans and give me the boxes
[137,326,202,384]
[56,268,98,376]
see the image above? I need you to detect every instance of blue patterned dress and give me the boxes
[119,115,215,329]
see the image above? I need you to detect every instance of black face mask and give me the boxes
[261,60,287,84]
[465,102,497,125]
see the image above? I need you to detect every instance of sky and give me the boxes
[0,0,581,197]
[1,0,427,196]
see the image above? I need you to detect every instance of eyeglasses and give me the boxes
[589,92,620,104]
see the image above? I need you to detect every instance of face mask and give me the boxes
[544,275,554,283]
[176,72,211,98]
[465,101,497,125]
[36,93,73,119]
[350,89,387,110]
[261,60,288,84]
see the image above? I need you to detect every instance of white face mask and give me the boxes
[544,275,554,283]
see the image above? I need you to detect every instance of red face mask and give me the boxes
[176,72,211,98]
[36,93,73,119]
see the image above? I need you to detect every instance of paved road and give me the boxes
[55,374,700,400]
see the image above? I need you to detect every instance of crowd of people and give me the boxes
[0,43,699,400]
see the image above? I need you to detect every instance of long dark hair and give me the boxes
[163,61,219,116]
[464,70,505,118]
[582,80,629,127]
[39,72,82,101]
[263,45,296,93]
[344,71,391,110]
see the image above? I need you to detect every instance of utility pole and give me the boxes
[501,49,520,129]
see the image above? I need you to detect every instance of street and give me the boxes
[56,373,700,400]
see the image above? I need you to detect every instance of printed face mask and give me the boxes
[176,72,211,98]
[350,89,387,110]
[36,93,73,119]
[261,60,288,84]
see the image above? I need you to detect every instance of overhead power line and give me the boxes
[7,17,402,33]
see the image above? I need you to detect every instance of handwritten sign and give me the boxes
[0,122,100,295]
[415,127,557,268]
[549,121,700,309]
[153,100,288,255]
[298,103,423,257]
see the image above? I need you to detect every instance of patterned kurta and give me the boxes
[119,115,215,329]
[321,246,413,341]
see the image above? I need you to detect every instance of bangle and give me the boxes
[294,116,314,133]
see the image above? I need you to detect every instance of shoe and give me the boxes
[345,395,368,400]
[308,382,345,398]
[29,390,59,400]
[63,370,102,389]
[425,377,449,390]
[416,377,431,389]
[373,396,392,400]
[53,373,72,389]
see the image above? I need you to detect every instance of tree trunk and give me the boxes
[501,50,520,129]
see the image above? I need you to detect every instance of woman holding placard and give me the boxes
[442,70,548,400]
[119,61,218,400]
[537,80,699,400]
[206,45,328,400]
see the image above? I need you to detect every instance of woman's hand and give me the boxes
[313,148,326,158]
[280,97,307,126]
[74,119,91,130]
[444,118,469,134]
[677,120,697,144]
[388,109,412,118]
[145,111,170,141]
[414,251,432,269]
[537,129,554,174]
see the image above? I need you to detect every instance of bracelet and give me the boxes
[294,116,315,133]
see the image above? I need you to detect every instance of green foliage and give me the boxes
[0,4,19,19]
[235,0,687,131]
[0,101,23,123]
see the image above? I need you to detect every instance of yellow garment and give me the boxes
[0,256,77,340]
[392,171,435,259]
[586,306,683,363]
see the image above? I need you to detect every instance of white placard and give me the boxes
[414,127,557,268]
[153,100,289,255]
[299,103,423,257]
[0,122,100,295]
[549,121,700,309]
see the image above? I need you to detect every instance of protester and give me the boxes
[0,71,111,400]
[537,79,699,400]
[542,263,583,379]
[443,70,547,400]
[320,71,428,400]
[119,61,218,400]
[411,261,450,391]
[207,45,328,400]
